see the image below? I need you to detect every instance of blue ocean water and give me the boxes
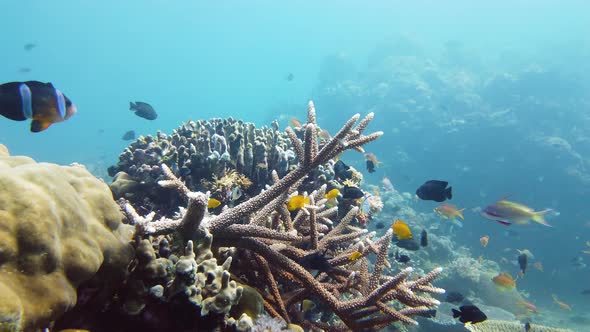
[2,0,590,329]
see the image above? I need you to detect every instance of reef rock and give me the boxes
[0,151,134,331]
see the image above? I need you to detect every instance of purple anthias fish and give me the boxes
[480,196,552,227]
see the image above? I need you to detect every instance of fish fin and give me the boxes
[531,209,552,227]
[129,102,136,110]
[457,208,465,220]
[30,120,51,132]
[452,309,461,318]
[496,194,513,202]
[446,187,452,200]
[496,220,512,226]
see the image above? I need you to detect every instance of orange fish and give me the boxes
[517,299,538,313]
[533,261,544,272]
[492,272,516,290]
[552,294,572,311]
[289,117,302,128]
[392,219,412,240]
[318,129,331,141]
[434,204,465,220]
[480,235,490,248]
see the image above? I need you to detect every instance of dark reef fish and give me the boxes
[518,253,528,276]
[416,309,437,318]
[394,250,410,264]
[420,229,428,247]
[416,180,452,202]
[366,160,375,173]
[130,101,157,120]
[581,289,590,295]
[286,72,294,81]
[525,321,532,331]
[375,221,385,229]
[342,185,364,199]
[445,291,464,304]
[452,304,487,324]
[24,43,36,51]
[298,251,332,273]
[334,160,353,180]
[394,239,420,251]
[0,81,77,132]
[122,130,135,141]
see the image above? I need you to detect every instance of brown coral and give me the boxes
[0,152,134,332]
[129,101,444,331]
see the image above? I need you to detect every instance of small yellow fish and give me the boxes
[392,219,412,240]
[208,198,222,209]
[325,188,340,200]
[287,195,309,211]
[434,204,465,220]
[349,251,362,261]
[302,299,316,311]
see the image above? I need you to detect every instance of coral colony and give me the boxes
[1,102,446,332]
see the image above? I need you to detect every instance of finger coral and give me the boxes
[0,150,133,332]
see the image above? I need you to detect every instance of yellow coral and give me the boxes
[204,169,252,194]
[0,153,133,331]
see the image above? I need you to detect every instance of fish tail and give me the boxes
[452,309,461,318]
[531,209,552,227]
[129,102,136,110]
[446,187,453,200]
[456,208,465,220]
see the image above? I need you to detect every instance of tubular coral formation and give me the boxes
[124,101,444,331]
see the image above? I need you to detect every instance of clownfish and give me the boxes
[0,81,77,132]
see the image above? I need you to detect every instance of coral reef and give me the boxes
[108,116,310,216]
[117,101,445,331]
[463,319,574,332]
[0,149,134,332]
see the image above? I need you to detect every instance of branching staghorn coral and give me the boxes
[126,101,444,331]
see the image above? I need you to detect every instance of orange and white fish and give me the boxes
[0,81,77,132]
[434,204,465,220]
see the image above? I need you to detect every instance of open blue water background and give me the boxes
[2,0,589,327]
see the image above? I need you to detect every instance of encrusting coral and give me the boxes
[122,101,445,331]
[0,147,134,332]
[464,319,574,332]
